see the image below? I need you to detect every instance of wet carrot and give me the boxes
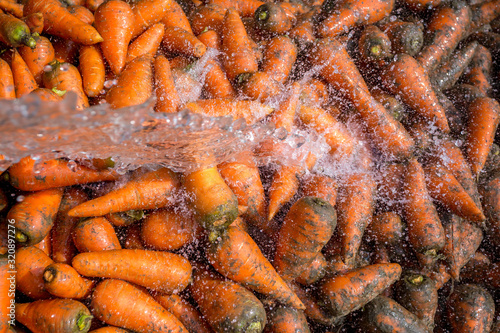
[465,96,500,176]
[51,187,88,264]
[68,4,94,25]
[0,58,14,100]
[469,0,500,33]
[479,171,500,248]
[93,0,135,75]
[447,284,495,332]
[197,29,221,49]
[205,0,263,17]
[154,54,180,113]
[462,44,493,96]
[154,294,213,333]
[73,217,122,252]
[105,53,154,109]
[15,246,53,299]
[202,58,236,99]
[0,12,35,48]
[287,6,317,51]
[260,35,297,84]
[319,263,402,318]
[7,156,118,191]
[300,173,337,208]
[73,249,192,294]
[295,252,328,286]
[0,0,23,18]
[91,279,188,333]
[189,3,226,36]
[357,24,393,70]
[415,3,472,72]
[140,208,199,250]
[23,0,103,45]
[365,211,404,246]
[127,23,164,63]
[266,164,300,224]
[43,262,95,299]
[380,53,450,133]
[130,0,173,39]
[79,44,105,98]
[161,0,192,33]
[379,19,424,56]
[183,99,273,124]
[16,299,93,333]
[253,2,295,35]
[424,163,485,222]
[21,12,44,35]
[220,9,259,82]
[402,158,445,265]
[27,87,64,101]
[189,267,267,333]
[17,34,54,85]
[288,281,334,326]
[317,0,395,38]
[162,26,207,58]
[238,71,281,101]
[376,161,406,212]
[263,304,310,333]
[11,49,37,98]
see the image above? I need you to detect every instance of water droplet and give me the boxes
[16,195,25,202]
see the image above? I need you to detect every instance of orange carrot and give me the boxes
[130,0,173,39]
[0,0,23,18]
[365,211,404,246]
[73,249,192,294]
[295,252,327,286]
[380,53,450,133]
[33,233,51,257]
[17,34,54,85]
[68,4,94,25]
[218,150,266,227]
[161,0,192,33]
[0,254,13,332]
[162,26,207,58]
[465,96,500,176]
[23,0,103,45]
[479,171,500,248]
[93,0,135,75]
[469,0,500,33]
[319,263,402,318]
[0,12,36,48]
[253,2,295,35]
[300,173,337,208]
[415,3,472,72]
[10,48,37,98]
[79,44,105,98]
[43,262,95,299]
[183,99,274,124]
[126,23,164,63]
[263,304,310,333]
[27,87,65,101]
[73,217,122,252]
[15,246,53,299]
[288,281,334,326]
[68,167,180,217]
[273,196,336,281]
[7,188,63,246]
[91,279,188,333]
[85,0,105,12]
[402,158,445,264]
[189,267,267,332]
[140,208,200,250]
[51,187,88,264]
[16,299,93,333]
[154,294,213,333]
[22,12,44,35]
[357,24,393,71]
[0,58,15,100]
[238,71,281,101]
[42,60,89,110]
[7,156,118,191]
[105,53,154,109]
[202,58,236,99]
[266,163,300,224]
[154,55,180,113]
[267,81,300,131]
[317,0,395,38]
[260,35,297,84]
[287,6,317,51]
[197,29,221,50]
[205,0,264,17]
[462,44,493,96]
[220,9,258,82]
[189,3,226,36]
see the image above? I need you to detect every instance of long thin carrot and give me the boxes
[43,262,95,299]
[23,0,103,45]
[154,294,213,333]
[16,299,93,333]
[91,279,188,333]
[68,167,180,217]
[154,54,180,113]
[127,23,164,63]
[17,34,54,85]
[10,49,37,98]
[7,156,119,191]
[317,0,395,38]
[105,53,154,109]
[73,249,192,294]
[7,188,63,246]
[73,217,122,252]
[319,263,402,318]
[202,58,236,99]
[183,99,274,124]
[15,246,53,299]
[93,0,135,75]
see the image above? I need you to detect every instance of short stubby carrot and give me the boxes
[43,262,95,299]
[11,49,38,98]
[253,2,295,36]
[79,44,105,98]
[263,304,311,333]
[15,246,54,300]
[91,279,188,333]
[72,248,192,294]
[206,225,306,309]
[154,54,180,113]
[17,34,55,85]
[127,23,165,63]
[72,217,122,252]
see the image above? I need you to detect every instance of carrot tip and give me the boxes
[23,36,37,49]
[43,268,55,283]
[77,314,93,331]
[407,274,424,286]
[15,231,28,243]
[247,321,263,333]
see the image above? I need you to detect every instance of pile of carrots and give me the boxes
[1,0,500,331]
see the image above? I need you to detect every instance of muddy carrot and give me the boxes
[91,279,188,333]
[357,24,392,70]
[22,12,44,35]
[16,299,92,333]
[365,211,404,246]
[465,96,500,176]
[288,281,334,326]
[51,187,88,264]
[220,9,258,82]
[11,49,37,98]
[93,0,135,75]
[479,171,500,248]
[17,34,54,85]
[295,252,328,286]
[415,3,472,72]
[379,19,424,56]
[402,158,446,265]
[263,304,310,333]
[380,53,450,133]
[43,262,95,299]
[189,267,267,333]
[300,173,337,208]
[73,217,122,252]
[253,2,295,35]
[189,3,226,36]
[319,263,402,318]
[105,53,154,109]
[140,208,200,250]
[7,188,63,246]
[79,44,105,98]
[469,0,500,33]
[462,44,493,96]
[15,246,53,299]
[0,58,14,100]
[317,0,395,38]
[126,23,164,63]
[0,12,35,48]
[73,249,192,293]
[154,294,213,333]
[23,0,103,45]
